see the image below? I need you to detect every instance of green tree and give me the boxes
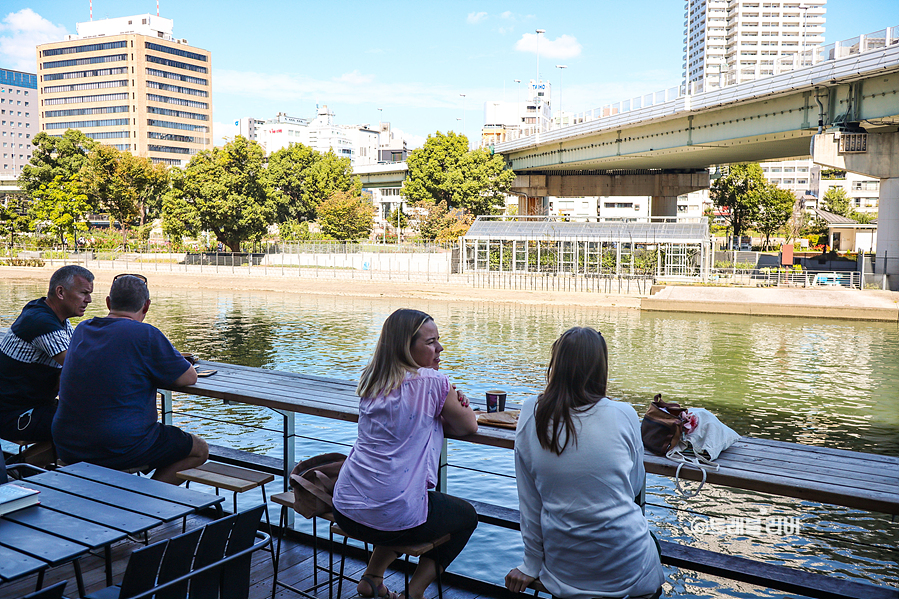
[19,130,98,198]
[303,151,360,217]
[163,136,273,251]
[29,176,91,245]
[120,153,170,227]
[0,194,32,245]
[413,199,472,241]
[316,191,374,240]
[387,206,409,236]
[403,131,515,216]
[822,187,851,217]
[755,184,796,250]
[711,163,766,241]
[81,145,139,246]
[820,168,846,180]
[267,143,318,221]
[853,211,877,224]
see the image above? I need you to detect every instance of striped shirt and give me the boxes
[0,298,71,411]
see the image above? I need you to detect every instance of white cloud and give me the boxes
[213,120,240,148]
[335,70,375,85]
[514,32,582,59]
[500,11,513,19]
[467,11,488,24]
[0,9,68,72]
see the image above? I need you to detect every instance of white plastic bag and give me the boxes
[667,408,739,497]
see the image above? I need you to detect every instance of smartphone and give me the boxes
[195,369,217,377]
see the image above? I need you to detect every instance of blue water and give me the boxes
[2,281,897,597]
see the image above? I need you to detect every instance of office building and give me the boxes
[1,68,38,177]
[480,79,552,146]
[36,14,212,167]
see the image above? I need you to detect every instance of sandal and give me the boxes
[358,575,389,599]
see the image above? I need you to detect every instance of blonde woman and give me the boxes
[333,309,479,599]
[505,327,664,599]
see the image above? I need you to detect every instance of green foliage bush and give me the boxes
[2,257,45,267]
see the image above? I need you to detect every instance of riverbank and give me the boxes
[0,266,643,309]
[2,266,897,320]
[643,285,899,322]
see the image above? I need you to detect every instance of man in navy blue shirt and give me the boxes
[54,274,208,484]
[0,265,94,443]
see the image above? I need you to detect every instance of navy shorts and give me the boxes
[131,424,195,470]
[0,402,57,443]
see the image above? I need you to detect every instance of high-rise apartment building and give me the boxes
[1,68,38,177]
[684,0,830,201]
[36,14,211,167]
[684,0,826,93]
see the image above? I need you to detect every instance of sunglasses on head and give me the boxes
[113,273,148,283]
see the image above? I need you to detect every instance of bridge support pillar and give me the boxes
[812,131,899,290]
[650,196,678,219]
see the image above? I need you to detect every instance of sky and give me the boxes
[2,0,897,149]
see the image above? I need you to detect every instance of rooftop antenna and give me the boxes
[157,0,160,17]
[89,0,92,20]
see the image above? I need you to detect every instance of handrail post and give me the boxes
[437,439,448,493]
[277,409,296,527]
[159,389,173,426]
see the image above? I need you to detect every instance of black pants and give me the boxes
[333,491,478,571]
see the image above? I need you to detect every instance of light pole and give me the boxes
[555,65,567,128]
[535,29,545,83]
[377,107,383,124]
[514,79,521,138]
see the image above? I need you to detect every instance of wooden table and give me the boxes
[165,360,899,516]
[0,463,223,594]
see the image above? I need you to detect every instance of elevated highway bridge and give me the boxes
[493,41,899,287]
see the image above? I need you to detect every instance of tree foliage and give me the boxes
[755,185,796,249]
[19,130,98,198]
[316,191,374,240]
[0,194,32,244]
[711,163,767,239]
[29,176,91,244]
[268,145,359,222]
[413,199,473,241]
[163,136,273,251]
[822,187,851,217]
[403,132,515,216]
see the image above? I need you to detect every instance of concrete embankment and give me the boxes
[3,267,897,320]
[643,285,899,322]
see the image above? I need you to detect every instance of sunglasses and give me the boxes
[113,273,148,283]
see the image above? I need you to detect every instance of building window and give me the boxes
[42,40,128,57]
[145,42,207,62]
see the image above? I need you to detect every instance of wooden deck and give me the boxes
[0,511,506,599]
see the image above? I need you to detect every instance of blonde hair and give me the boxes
[357,309,433,400]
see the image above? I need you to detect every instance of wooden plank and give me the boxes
[12,481,163,533]
[4,507,125,549]
[744,437,899,465]
[58,463,225,511]
[185,462,275,486]
[0,519,88,565]
[721,443,899,480]
[177,470,262,493]
[660,541,899,599]
[643,453,899,514]
[0,544,46,582]
[25,471,198,522]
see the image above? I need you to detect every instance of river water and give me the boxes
[1,280,897,597]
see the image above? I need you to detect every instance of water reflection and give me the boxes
[2,279,897,597]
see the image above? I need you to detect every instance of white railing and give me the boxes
[501,25,898,142]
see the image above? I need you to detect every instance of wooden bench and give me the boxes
[468,500,899,599]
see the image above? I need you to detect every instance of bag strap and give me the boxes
[289,471,335,507]
[674,462,708,498]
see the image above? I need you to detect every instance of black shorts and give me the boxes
[131,424,195,471]
[0,402,58,443]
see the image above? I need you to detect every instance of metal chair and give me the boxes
[18,581,67,599]
[221,504,267,599]
[84,539,169,599]
[154,528,203,599]
[270,491,336,599]
[187,512,238,599]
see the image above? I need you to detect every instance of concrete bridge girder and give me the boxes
[813,131,899,289]
[511,171,709,198]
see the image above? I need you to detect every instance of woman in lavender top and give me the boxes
[332,309,479,599]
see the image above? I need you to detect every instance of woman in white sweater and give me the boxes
[505,327,665,599]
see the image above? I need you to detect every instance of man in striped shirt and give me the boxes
[0,265,94,443]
